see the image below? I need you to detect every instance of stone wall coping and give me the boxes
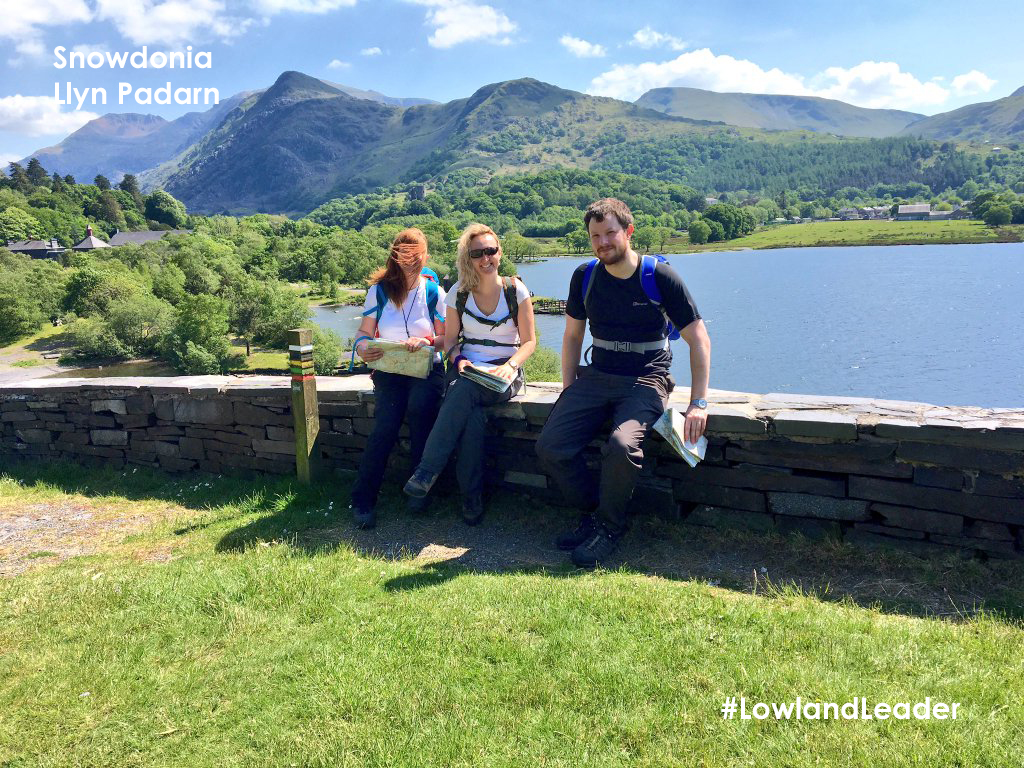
[2,375,1023,436]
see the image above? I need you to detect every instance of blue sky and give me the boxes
[2,0,1021,166]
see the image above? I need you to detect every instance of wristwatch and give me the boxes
[690,398,708,409]
[507,359,520,370]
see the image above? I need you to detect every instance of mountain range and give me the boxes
[635,87,925,138]
[21,73,1023,215]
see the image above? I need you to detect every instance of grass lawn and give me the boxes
[687,220,1010,252]
[1,461,1022,766]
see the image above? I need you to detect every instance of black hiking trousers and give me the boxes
[536,366,671,535]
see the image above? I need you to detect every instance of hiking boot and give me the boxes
[555,514,597,551]
[571,524,620,568]
[404,467,439,498]
[462,494,485,526]
[351,504,376,530]
[407,494,430,514]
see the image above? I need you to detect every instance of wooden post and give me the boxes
[288,328,320,483]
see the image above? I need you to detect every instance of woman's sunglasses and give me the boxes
[469,246,500,259]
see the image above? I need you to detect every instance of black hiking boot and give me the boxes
[462,494,485,526]
[571,524,621,568]
[404,467,439,498]
[351,504,376,530]
[555,514,596,551]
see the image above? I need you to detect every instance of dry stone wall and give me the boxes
[2,375,1022,559]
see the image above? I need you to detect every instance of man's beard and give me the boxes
[595,244,627,265]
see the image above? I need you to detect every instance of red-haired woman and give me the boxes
[349,228,446,528]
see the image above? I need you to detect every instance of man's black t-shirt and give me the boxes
[565,258,701,377]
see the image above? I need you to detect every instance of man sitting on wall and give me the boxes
[536,197,712,567]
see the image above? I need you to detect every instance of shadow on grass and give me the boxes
[3,459,1023,623]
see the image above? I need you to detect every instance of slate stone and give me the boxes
[185,428,253,446]
[773,410,858,440]
[930,534,1019,557]
[870,503,963,535]
[971,474,1024,499]
[178,437,205,460]
[352,418,375,436]
[234,401,292,427]
[148,426,184,437]
[89,429,128,447]
[15,428,52,444]
[850,476,1023,524]
[172,397,234,425]
[896,442,1024,475]
[913,466,964,491]
[965,521,1015,541]
[88,414,117,428]
[331,418,353,434]
[706,406,767,435]
[267,425,295,442]
[1,411,38,423]
[115,414,152,429]
[853,523,927,540]
[91,399,127,415]
[672,481,767,512]
[54,432,89,446]
[158,455,196,472]
[767,492,870,521]
[125,393,154,415]
[685,505,775,533]
[253,439,294,456]
[318,402,362,417]
[725,441,912,479]
[676,464,846,497]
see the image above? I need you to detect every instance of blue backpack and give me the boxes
[581,254,681,341]
[361,267,444,326]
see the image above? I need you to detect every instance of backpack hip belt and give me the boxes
[590,337,669,353]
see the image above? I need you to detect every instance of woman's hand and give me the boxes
[491,363,517,382]
[404,336,430,352]
[456,358,471,374]
[356,340,383,362]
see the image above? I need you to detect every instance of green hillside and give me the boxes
[636,86,924,138]
[899,85,1024,142]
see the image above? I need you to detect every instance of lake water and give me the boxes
[312,243,1024,408]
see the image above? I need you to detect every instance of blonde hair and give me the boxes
[456,223,501,293]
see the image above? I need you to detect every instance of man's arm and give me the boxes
[677,317,711,444]
[561,315,586,390]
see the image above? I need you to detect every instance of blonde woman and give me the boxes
[403,223,536,525]
[349,228,446,529]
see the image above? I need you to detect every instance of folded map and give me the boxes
[653,407,708,468]
[364,340,434,379]
[460,362,513,393]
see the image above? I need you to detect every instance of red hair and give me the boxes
[369,228,428,306]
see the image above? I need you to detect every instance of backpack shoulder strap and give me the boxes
[502,276,519,328]
[455,288,469,325]
[581,258,599,312]
[425,280,442,323]
[639,254,662,306]
[360,283,388,322]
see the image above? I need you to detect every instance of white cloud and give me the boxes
[813,61,948,109]
[630,26,685,51]
[408,0,517,49]
[327,59,351,69]
[252,0,356,12]
[360,46,382,56]
[951,69,996,97]
[4,0,92,58]
[0,153,20,168]
[94,0,251,45]
[560,35,606,58]
[589,49,990,112]
[590,48,808,101]
[0,95,99,138]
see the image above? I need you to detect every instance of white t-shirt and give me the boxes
[445,278,530,363]
[362,277,445,342]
